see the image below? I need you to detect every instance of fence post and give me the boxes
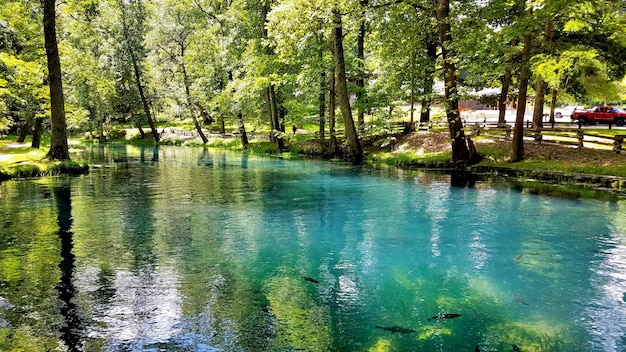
[577,130,584,148]
[614,135,624,154]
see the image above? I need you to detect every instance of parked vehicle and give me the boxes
[554,105,585,119]
[571,106,626,125]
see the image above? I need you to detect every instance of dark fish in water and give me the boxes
[512,294,529,305]
[427,313,462,321]
[300,275,320,284]
[475,344,481,352]
[515,254,523,261]
[375,325,416,334]
[512,344,522,351]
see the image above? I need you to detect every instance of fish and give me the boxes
[427,313,462,321]
[515,254,523,261]
[512,344,522,351]
[375,325,416,334]
[512,294,529,305]
[475,345,481,352]
[300,275,320,284]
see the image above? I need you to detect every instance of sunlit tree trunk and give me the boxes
[512,32,533,162]
[17,123,30,143]
[119,0,159,143]
[262,2,285,151]
[356,0,368,129]
[238,112,248,150]
[532,79,547,129]
[333,9,363,163]
[43,0,70,160]
[181,44,208,143]
[268,85,285,150]
[420,39,437,124]
[434,0,469,166]
[31,117,43,148]
[328,54,338,157]
[318,45,326,141]
[549,88,557,124]
[498,68,512,125]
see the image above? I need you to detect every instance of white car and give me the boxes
[554,105,586,119]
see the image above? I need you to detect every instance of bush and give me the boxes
[107,129,127,140]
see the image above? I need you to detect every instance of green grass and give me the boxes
[0,139,89,181]
[475,142,626,177]
[367,151,452,168]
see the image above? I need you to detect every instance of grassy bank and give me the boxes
[0,138,88,181]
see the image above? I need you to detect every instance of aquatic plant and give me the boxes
[264,276,332,351]
[367,338,392,352]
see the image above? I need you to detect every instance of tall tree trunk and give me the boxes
[262,2,285,150]
[512,32,533,162]
[328,55,338,157]
[120,3,159,144]
[420,38,437,124]
[43,0,70,160]
[532,79,547,128]
[318,45,326,141]
[545,20,556,126]
[31,117,43,148]
[196,103,211,124]
[134,118,145,139]
[410,70,415,126]
[498,68,512,125]
[434,0,469,166]
[17,122,30,143]
[356,0,368,128]
[129,54,159,143]
[333,10,363,163]
[270,85,285,150]
[181,44,208,143]
[238,112,249,150]
[266,88,276,142]
[549,88,557,124]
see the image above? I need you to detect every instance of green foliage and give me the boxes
[0,0,624,151]
[367,151,451,168]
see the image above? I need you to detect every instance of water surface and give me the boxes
[1,145,626,351]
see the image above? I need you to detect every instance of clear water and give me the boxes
[1,145,626,352]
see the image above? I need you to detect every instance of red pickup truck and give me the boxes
[572,106,626,125]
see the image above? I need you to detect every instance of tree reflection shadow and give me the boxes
[54,185,83,351]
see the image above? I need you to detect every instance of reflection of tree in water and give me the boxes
[54,185,84,351]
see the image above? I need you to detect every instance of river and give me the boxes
[1,144,625,351]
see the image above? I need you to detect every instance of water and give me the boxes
[1,145,626,352]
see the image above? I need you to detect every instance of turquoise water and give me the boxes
[1,145,626,351]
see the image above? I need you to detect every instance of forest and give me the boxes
[1,0,626,164]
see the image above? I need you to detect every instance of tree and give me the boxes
[333,9,363,163]
[116,0,160,143]
[43,0,70,160]
[512,31,532,162]
[152,0,208,143]
[368,1,437,128]
[434,0,470,166]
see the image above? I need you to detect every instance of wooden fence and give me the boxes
[466,122,626,153]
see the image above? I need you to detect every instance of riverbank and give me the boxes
[3,129,626,199]
[363,130,626,198]
[0,140,88,181]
